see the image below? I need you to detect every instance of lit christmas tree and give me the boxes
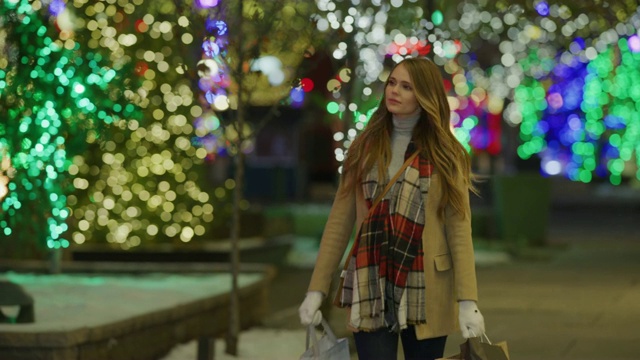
[446,0,640,183]
[311,0,499,168]
[0,0,139,259]
[66,0,223,250]
[312,0,640,183]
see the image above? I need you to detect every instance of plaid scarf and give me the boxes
[339,143,432,332]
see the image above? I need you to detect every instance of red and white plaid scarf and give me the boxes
[339,144,432,332]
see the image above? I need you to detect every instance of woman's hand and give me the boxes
[458,300,485,338]
[298,291,324,326]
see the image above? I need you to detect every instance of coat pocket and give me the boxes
[434,253,452,271]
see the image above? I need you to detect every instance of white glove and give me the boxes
[458,300,485,338]
[298,291,324,326]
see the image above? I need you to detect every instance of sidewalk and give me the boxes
[469,238,640,360]
[163,202,640,359]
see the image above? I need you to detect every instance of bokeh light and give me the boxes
[0,0,141,250]
[0,0,238,251]
[313,0,640,183]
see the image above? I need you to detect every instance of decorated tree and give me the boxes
[441,0,640,183]
[0,0,140,267]
[66,0,221,251]
[65,0,316,253]
[310,0,640,184]
[309,0,506,174]
[193,0,316,354]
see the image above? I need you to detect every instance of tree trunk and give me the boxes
[226,143,243,356]
[226,0,244,355]
[343,32,358,131]
[49,247,62,274]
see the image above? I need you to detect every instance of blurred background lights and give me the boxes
[0,0,150,250]
[196,0,220,9]
[48,0,65,17]
[202,38,220,57]
[300,78,314,92]
[250,56,285,86]
[1,0,243,251]
[55,8,75,32]
[289,87,305,108]
[543,159,563,175]
[629,35,640,52]
[431,10,443,26]
[2,0,639,257]
[311,0,640,184]
[197,58,219,78]
[213,95,229,111]
[534,1,550,17]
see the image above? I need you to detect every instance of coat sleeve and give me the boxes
[444,175,479,302]
[307,177,357,296]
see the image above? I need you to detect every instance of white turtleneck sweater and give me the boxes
[388,109,420,178]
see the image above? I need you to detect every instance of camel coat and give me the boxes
[307,172,478,340]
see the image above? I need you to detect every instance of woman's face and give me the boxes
[385,64,420,117]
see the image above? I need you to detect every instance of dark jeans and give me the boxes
[353,326,447,360]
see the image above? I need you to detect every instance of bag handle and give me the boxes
[305,327,318,356]
[481,333,492,344]
[305,318,338,356]
[469,330,493,344]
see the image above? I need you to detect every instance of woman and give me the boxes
[298,57,485,360]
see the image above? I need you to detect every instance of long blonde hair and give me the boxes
[342,57,476,219]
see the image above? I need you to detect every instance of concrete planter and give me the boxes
[492,174,552,247]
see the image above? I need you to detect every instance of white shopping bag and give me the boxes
[299,318,350,360]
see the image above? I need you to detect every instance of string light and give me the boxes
[505,4,640,183]
[313,1,463,166]
[0,0,228,251]
[68,0,223,248]
[0,0,137,250]
[314,0,639,183]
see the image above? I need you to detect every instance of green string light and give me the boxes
[513,36,640,184]
[0,0,137,252]
[583,39,640,183]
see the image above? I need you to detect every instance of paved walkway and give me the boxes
[461,239,640,359]
[162,194,640,360]
[261,202,640,360]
